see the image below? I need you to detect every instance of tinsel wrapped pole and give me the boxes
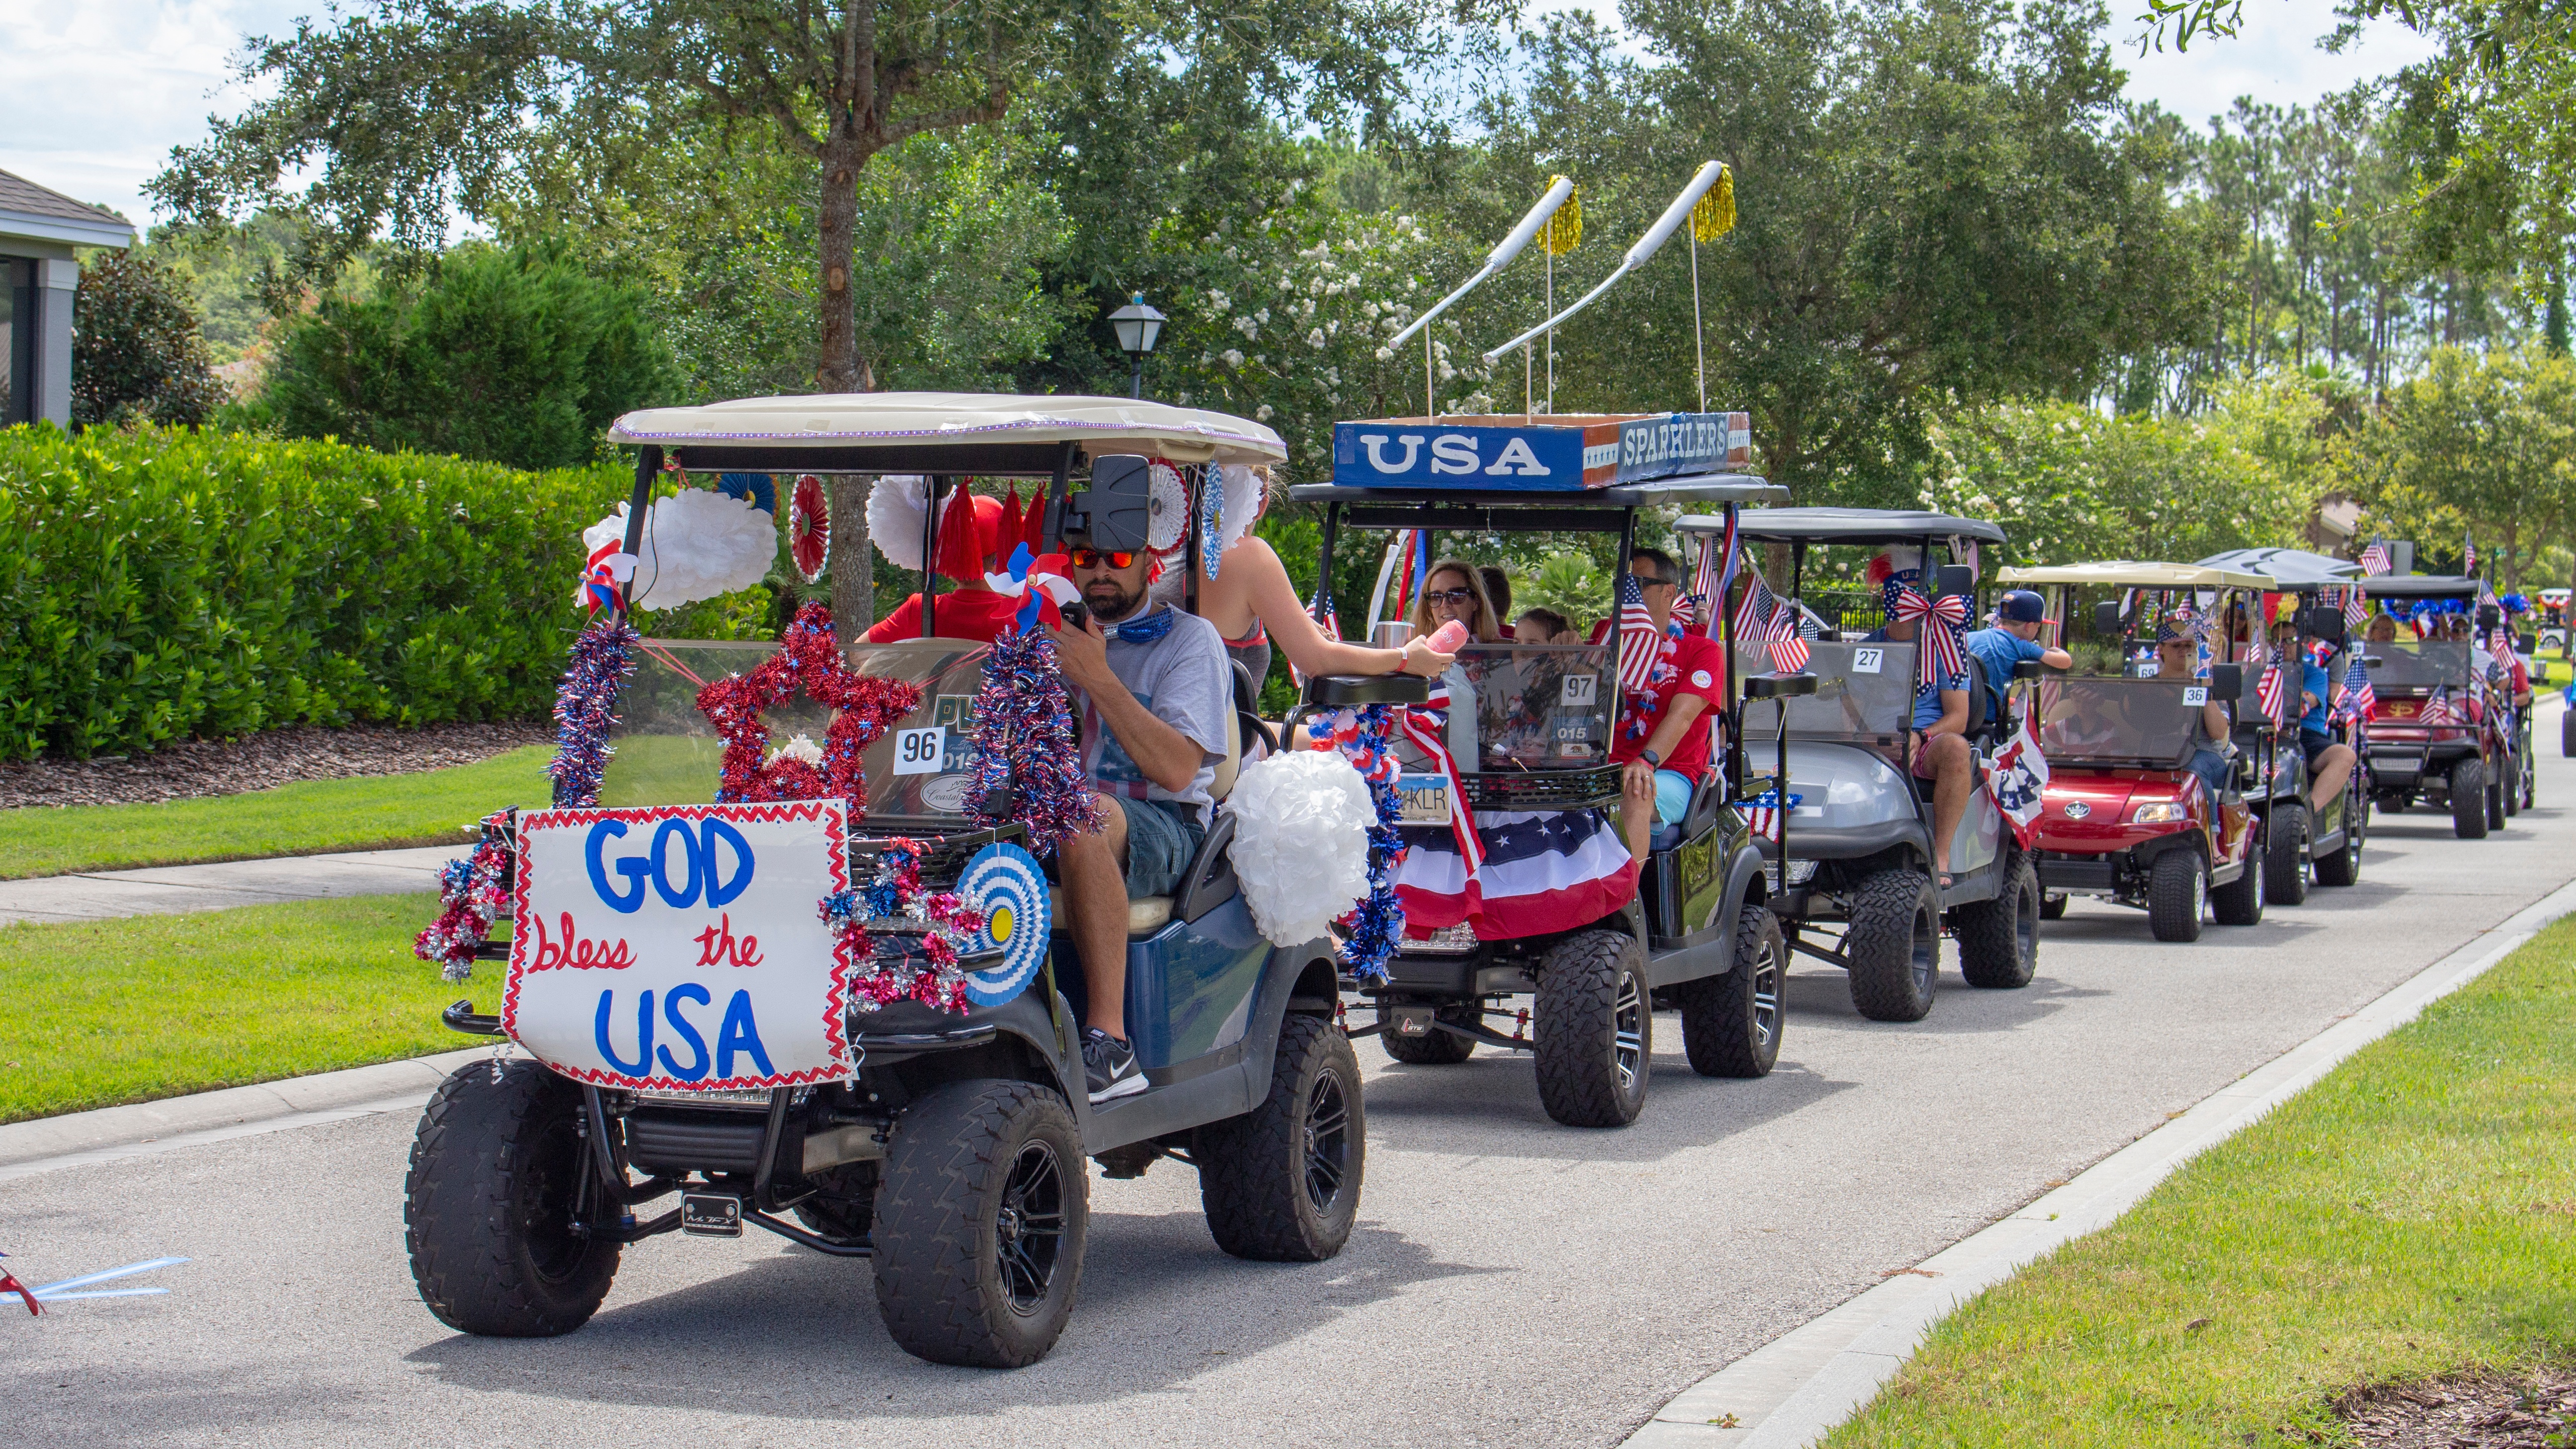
[967,623,1104,856]
[547,621,640,808]
[1317,703,1407,983]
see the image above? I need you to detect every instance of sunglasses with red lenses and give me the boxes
[1067,547,1139,570]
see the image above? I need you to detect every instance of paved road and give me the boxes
[0,845,463,925]
[10,715,2574,1449]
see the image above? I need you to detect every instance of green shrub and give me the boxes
[267,243,673,471]
[0,424,638,760]
[72,250,227,428]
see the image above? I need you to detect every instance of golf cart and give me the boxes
[1288,413,1801,1129]
[2198,548,2372,894]
[408,393,1365,1369]
[1672,509,2040,1021]
[2353,574,2507,838]
[1998,563,2272,942]
[2540,588,2569,658]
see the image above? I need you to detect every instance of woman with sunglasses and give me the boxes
[1147,466,1457,692]
[1407,559,1505,645]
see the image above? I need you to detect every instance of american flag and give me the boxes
[2335,653,2378,722]
[2359,539,2392,577]
[2257,661,2287,726]
[1732,565,1810,671]
[1616,572,1662,694]
[2338,583,2368,628]
[1734,569,1782,644]
[2464,533,2478,576]
[1672,594,1697,629]
[1691,513,1740,641]
[1742,788,1801,842]
[2418,685,2459,726]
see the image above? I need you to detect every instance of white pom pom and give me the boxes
[867,475,941,571]
[586,490,777,611]
[1226,749,1378,947]
[1217,464,1268,554]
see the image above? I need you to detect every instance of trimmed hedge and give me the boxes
[0,424,631,761]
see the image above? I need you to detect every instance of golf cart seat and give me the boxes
[1046,655,1270,938]
[1649,771,1729,853]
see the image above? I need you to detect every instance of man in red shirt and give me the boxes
[1611,548,1727,860]
[864,491,1031,644]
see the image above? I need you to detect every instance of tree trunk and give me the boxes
[816,123,875,633]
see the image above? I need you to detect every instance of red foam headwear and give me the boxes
[934,492,1007,583]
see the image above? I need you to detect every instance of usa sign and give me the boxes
[502,801,856,1091]
[1330,410,1751,490]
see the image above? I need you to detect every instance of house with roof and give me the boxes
[2,166,137,426]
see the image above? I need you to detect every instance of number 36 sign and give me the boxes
[502,802,858,1091]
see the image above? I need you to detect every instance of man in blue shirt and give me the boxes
[2274,617,2355,818]
[1962,590,2073,730]
[1860,563,1976,888]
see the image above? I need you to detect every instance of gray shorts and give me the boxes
[1112,796,1207,898]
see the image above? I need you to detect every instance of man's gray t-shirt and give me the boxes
[1080,606,1230,826]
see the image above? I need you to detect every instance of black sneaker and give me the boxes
[1083,1028,1146,1103]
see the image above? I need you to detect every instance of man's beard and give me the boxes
[1086,575,1146,624]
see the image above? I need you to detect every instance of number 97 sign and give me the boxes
[501,801,858,1090]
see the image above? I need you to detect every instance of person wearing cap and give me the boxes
[864,488,1034,644]
[1962,591,2072,729]
[1856,552,1974,888]
[2275,616,2356,818]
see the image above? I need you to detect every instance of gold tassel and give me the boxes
[1541,176,1583,256]
[1691,165,1736,242]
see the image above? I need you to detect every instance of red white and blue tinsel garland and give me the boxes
[1311,703,1406,982]
[966,622,1104,856]
[547,621,639,808]
[413,811,514,980]
[817,837,991,1013]
[697,603,921,805]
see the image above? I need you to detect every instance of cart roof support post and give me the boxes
[618,445,662,618]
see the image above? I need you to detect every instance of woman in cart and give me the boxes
[2155,619,2236,802]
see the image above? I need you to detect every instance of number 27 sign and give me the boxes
[502,802,858,1090]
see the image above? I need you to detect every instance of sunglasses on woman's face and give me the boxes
[1423,588,1481,608]
[1068,547,1138,570]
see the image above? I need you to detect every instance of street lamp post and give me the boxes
[1108,294,1165,400]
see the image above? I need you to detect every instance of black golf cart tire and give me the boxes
[2488,758,2508,828]
[2503,747,2521,817]
[1847,868,1940,1022]
[2264,803,2309,906]
[1533,929,1653,1128]
[2562,709,2575,758]
[2451,759,2490,839]
[2210,832,2265,927]
[2040,891,2069,920]
[1676,906,1787,1077]
[1376,1004,1477,1064]
[873,1078,1087,1369]
[2146,849,2206,942]
[1196,1014,1365,1262]
[403,1058,619,1338]
[2314,797,2363,887]
[1955,852,2040,989]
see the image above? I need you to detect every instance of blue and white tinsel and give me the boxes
[546,620,640,808]
[1202,463,1224,579]
[1334,703,1407,983]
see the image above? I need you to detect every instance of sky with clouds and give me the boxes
[2,0,2443,227]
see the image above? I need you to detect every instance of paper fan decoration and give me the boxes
[1146,460,1190,554]
[789,475,830,583]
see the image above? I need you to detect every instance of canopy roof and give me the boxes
[608,392,1287,474]
[2000,561,2275,591]
[1676,507,2007,546]
[1288,473,1784,509]
[2198,546,2360,586]
[2355,573,2483,599]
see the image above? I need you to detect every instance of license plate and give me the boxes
[1396,773,1451,825]
[682,1192,745,1237]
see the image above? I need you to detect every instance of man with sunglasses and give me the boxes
[1611,549,1727,861]
[1047,541,1234,1103]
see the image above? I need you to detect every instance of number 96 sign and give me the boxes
[502,801,858,1090]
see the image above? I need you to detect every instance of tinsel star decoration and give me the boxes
[697,603,922,805]
[966,621,1104,856]
[818,837,991,1013]
[414,812,515,980]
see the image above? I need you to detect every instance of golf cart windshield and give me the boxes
[2035,678,2203,767]
[2366,638,2472,691]
[1734,640,1917,742]
[602,639,993,826]
[1393,642,1617,772]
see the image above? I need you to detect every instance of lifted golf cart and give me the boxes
[1672,509,2039,1021]
[1288,447,1801,1128]
[407,394,1362,1369]
[2000,562,2276,941]
[2351,574,2507,838]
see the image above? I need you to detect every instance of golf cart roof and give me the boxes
[2197,546,2359,585]
[608,392,1288,474]
[2356,573,2483,600]
[1999,561,2275,591]
[1288,473,1786,509]
[1674,507,2007,546]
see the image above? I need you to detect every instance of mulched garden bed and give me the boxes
[0,722,554,809]
[2341,1373,2576,1448]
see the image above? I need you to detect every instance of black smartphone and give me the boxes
[1058,600,1089,633]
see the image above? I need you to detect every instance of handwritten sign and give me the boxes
[502,802,856,1091]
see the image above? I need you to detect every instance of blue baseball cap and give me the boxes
[1997,590,2046,624]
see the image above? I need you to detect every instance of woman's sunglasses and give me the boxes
[1422,588,1482,608]
[1067,547,1139,570]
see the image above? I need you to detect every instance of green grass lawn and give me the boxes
[0,744,556,879]
[0,892,493,1123]
[1825,915,2576,1448]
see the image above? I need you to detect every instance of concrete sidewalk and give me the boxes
[0,844,466,926]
